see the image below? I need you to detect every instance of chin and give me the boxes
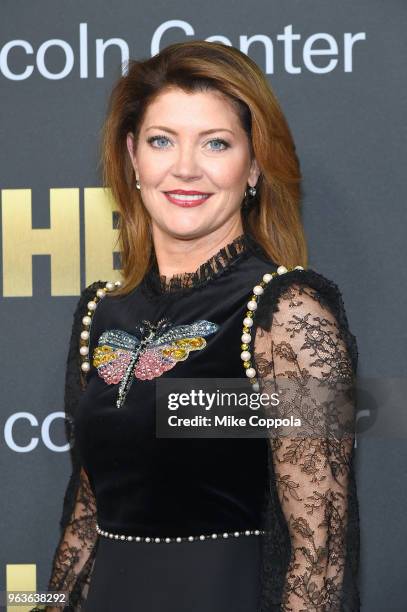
[161,223,214,242]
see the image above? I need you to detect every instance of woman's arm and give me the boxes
[31,281,106,612]
[253,275,359,611]
[44,468,98,612]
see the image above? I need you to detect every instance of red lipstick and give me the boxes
[163,189,213,208]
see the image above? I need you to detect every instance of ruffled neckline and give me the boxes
[140,231,266,299]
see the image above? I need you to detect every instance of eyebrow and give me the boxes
[145,125,234,136]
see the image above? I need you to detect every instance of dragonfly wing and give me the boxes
[93,329,140,384]
[134,334,211,381]
[98,329,140,351]
[134,346,176,381]
[152,320,219,346]
[93,346,134,385]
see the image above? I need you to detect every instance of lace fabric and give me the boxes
[45,468,98,612]
[253,270,360,611]
[140,231,265,298]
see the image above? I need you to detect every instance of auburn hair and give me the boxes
[100,40,307,297]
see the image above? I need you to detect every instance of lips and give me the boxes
[166,190,211,195]
[164,190,213,208]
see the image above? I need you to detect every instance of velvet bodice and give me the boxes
[74,233,278,537]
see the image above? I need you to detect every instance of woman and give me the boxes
[37,40,360,611]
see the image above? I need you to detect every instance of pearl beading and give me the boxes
[79,280,122,374]
[240,264,304,390]
[96,523,266,543]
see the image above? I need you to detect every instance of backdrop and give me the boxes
[1,1,406,610]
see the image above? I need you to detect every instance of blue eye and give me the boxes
[147,135,170,148]
[208,138,229,151]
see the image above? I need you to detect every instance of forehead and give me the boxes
[141,87,241,130]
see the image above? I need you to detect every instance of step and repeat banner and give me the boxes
[1,2,406,610]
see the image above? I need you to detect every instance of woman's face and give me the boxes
[126,87,260,241]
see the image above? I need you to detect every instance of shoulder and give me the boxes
[254,267,350,329]
[254,266,358,371]
[70,279,124,326]
[69,280,117,377]
[73,280,113,315]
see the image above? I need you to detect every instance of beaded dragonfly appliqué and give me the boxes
[92,317,219,409]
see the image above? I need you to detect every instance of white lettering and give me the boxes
[151,20,195,57]
[0,23,367,81]
[79,22,88,78]
[42,412,70,452]
[277,24,301,74]
[303,33,338,74]
[0,40,34,80]
[240,35,274,75]
[96,37,129,78]
[344,32,367,72]
[4,411,69,452]
[37,39,74,80]
[4,412,39,452]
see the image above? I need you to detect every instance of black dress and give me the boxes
[38,232,360,611]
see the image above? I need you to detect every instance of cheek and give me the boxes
[207,151,250,189]
[209,163,247,191]
[138,160,165,185]
[135,145,168,184]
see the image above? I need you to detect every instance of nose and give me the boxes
[171,142,202,181]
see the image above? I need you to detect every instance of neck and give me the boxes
[152,221,245,278]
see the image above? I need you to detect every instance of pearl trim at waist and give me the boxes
[96,523,266,543]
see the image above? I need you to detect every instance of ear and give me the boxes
[126,132,139,176]
[248,157,261,187]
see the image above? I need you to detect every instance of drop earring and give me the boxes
[243,184,257,209]
[136,178,141,190]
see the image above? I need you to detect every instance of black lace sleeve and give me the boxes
[43,467,98,612]
[31,282,107,612]
[253,269,360,612]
